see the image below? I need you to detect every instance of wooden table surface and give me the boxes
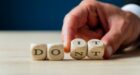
[0,31,140,75]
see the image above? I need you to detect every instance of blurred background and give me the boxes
[0,0,124,30]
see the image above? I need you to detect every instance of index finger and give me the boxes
[61,5,88,52]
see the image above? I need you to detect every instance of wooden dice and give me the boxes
[30,43,47,60]
[30,43,64,61]
[70,38,87,60]
[47,43,64,61]
[87,39,105,59]
[30,39,105,60]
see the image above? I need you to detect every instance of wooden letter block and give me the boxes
[87,39,105,59]
[70,38,87,60]
[30,43,47,60]
[47,43,64,61]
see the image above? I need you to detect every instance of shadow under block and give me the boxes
[87,39,105,59]
[30,44,47,60]
[70,38,87,60]
[47,43,64,61]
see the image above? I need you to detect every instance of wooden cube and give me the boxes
[87,39,105,59]
[30,43,47,60]
[47,43,64,61]
[70,38,87,60]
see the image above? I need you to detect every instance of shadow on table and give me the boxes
[111,48,140,60]
[62,48,140,61]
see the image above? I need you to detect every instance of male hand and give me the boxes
[61,0,140,59]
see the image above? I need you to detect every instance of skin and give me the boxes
[61,0,140,59]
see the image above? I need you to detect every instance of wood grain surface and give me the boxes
[0,31,140,75]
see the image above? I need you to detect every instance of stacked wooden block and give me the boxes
[30,38,105,61]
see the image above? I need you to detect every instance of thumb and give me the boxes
[101,28,123,59]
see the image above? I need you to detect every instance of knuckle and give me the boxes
[64,13,79,22]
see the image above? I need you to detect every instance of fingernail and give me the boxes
[63,40,70,53]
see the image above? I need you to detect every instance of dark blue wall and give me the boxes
[0,0,124,30]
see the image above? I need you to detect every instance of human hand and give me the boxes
[61,0,140,59]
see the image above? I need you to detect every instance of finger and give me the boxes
[81,0,99,28]
[87,5,98,28]
[62,5,88,52]
[62,15,77,53]
[101,28,124,59]
[96,2,110,32]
